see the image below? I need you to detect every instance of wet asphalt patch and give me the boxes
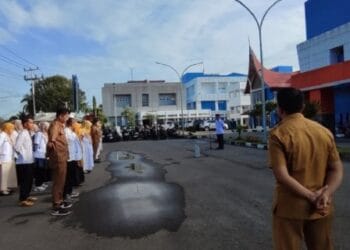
[65,151,186,238]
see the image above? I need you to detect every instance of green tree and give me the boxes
[92,96,97,116]
[21,75,87,115]
[265,101,277,114]
[144,113,156,126]
[96,104,107,124]
[121,107,136,127]
[303,101,320,119]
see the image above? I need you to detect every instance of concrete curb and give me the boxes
[230,141,268,150]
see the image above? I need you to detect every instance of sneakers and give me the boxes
[41,183,49,188]
[70,191,80,198]
[27,196,38,202]
[0,190,10,196]
[51,208,72,216]
[33,186,46,192]
[19,200,34,207]
[60,201,73,209]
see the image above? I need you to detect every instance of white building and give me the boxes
[102,80,211,126]
[184,73,250,125]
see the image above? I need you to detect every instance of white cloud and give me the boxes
[0,0,307,114]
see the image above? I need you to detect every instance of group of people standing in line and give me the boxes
[0,107,103,216]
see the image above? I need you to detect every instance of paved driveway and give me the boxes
[0,139,348,250]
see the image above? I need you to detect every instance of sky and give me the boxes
[0,0,306,119]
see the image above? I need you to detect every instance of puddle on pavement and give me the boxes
[65,151,186,238]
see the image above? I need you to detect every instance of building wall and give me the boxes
[185,74,249,119]
[305,0,350,39]
[297,22,350,72]
[102,81,183,124]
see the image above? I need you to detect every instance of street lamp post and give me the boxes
[233,0,282,143]
[155,61,203,136]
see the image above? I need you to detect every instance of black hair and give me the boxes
[56,107,70,117]
[277,88,304,114]
[92,117,99,125]
[66,117,74,127]
[21,114,33,125]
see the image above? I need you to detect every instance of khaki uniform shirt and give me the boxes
[91,125,102,147]
[268,113,340,219]
[47,119,68,165]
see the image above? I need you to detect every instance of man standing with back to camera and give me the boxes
[268,88,343,250]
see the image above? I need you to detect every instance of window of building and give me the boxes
[201,101,215,111]
[330,45,344,64]
[116,94,131,108]
[159,93,176,106]
[142,94,149,107]
[202,82,216,94]
[218,100,227,111]
[218,82,227,93]
[187,102,196,110]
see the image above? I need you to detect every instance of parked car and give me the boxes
[160,121,175,130]
[200,120,228,131]
[184,120,194,130]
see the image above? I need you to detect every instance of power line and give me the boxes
[0,44,39,68]
[0,73,23,80]
[0,66,23,77]
[0,95,22,99]
[0,54,27,68]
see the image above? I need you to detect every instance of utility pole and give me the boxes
[155,61,203,136]
[24,67,43,117]
[233,0,282,143]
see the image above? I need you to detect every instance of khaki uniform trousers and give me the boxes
[273,214,333,250]
[51,161,67,208]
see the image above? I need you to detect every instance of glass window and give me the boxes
[159,93,176,106]
[201,101,215,111]
[116,94,131,108]
[218,100,227,111]
[330,46,344,64]
[142,94,149,107]
[218,82,227,93]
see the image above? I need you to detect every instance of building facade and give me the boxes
[183,72,250,125]
[102,80,213,126]
[295,0,350,134]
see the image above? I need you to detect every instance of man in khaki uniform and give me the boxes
[269,88,343,250]
[91,118,102,162]
[47,107,71,216]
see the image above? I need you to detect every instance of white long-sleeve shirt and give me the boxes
[15,129,34,164]
[0,132,14,164]
[65,127,82,161]
[33,131,48,159]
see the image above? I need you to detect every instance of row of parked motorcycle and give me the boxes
[102,125,181,142]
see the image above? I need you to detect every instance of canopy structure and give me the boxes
[290,60,350,91]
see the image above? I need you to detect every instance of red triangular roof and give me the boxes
[245,47,293,93]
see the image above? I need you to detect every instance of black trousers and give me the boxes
[216,134,224,149]
[16,164,34,201]
[63,161,77,197]
[75,161,85,186]
[34,158,48,187]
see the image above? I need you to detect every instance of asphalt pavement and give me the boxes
[0,139,348,250]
